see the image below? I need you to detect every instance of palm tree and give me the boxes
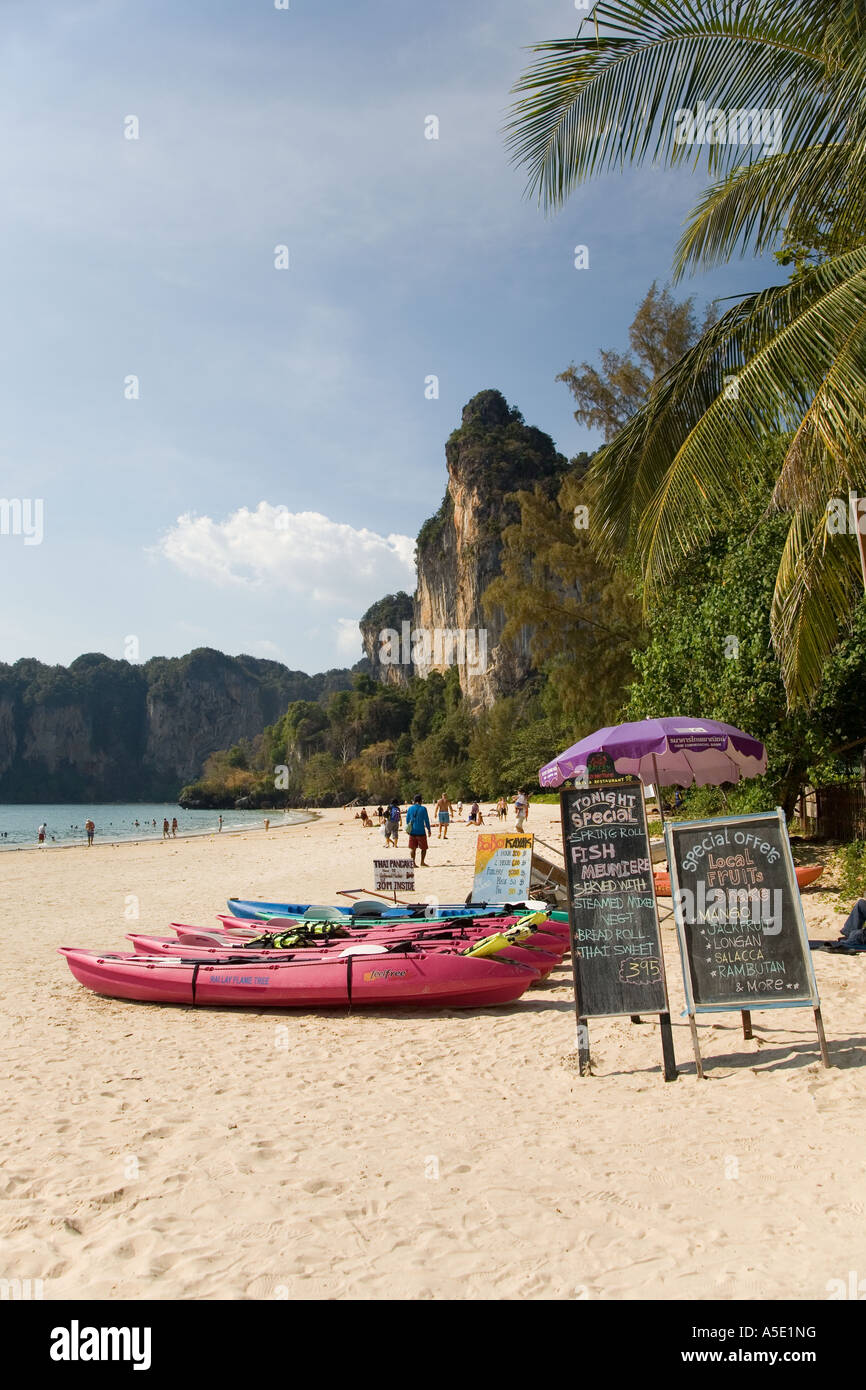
[507,0,866,703]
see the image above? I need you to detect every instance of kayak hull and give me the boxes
[652,863,823,896]
[127,933,562,977]
[181,919,569,953]
[59,947,538,1008]
[214,912,570,941]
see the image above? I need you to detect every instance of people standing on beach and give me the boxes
[384,801,401,846]
[467,801,484,826]
[264,818,270,832]
[37,823,47,845]
[514,790,529,830]
[456,800,463,820]
[85,819,95,846]
[435,793,453,839]
[405,796,431,866]
[218,814,223,832]
[163,818,170,839]
[171,817,178,837]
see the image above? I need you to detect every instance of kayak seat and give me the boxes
[349,900,388,918]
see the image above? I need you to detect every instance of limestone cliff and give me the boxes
[358,592,414,686]
[0,649,355,802]
[364,390,567,708]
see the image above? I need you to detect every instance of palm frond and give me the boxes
[587,244,866,592]
[674,141,866,275]
[771,508,864,703]
[507,0,836,210]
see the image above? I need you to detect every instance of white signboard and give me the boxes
[373,857,416,894]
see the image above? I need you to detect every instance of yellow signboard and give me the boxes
[472,833,534,902]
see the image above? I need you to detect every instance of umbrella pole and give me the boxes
[652,755,664,826]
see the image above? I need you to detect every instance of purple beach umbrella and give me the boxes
[539,717,767,790]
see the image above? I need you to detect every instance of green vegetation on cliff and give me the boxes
[179,665,564,808]
[0,649,358,803]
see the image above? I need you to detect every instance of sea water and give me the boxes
[0,803,309,850]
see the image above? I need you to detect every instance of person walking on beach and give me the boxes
[435,792,453,839]
[163,818,170,839]
[172,817,178,837]
[514,790,529,830]
[85,819,95,846]
[406,795,431,866]
[37,822,47,846]
[497,796,507,820]
[384,801,401,846]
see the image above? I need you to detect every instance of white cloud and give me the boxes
[154,502,415,606]
[335,618,363,663]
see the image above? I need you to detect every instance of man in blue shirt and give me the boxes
[405,795,431,866]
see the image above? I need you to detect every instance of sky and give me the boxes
[0,0,783,674]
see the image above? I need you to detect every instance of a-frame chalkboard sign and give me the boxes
[665,808,830,1076]
[559,782,677,1081]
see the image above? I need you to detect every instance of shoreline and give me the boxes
[0,810,319,854]
[3,803,864,1301]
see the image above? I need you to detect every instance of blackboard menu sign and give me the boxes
[560,782,669,1017]
[665,809,819,1013]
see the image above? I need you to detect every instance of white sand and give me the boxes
[1,806,864,1300]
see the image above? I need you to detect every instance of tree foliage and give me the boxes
[507,0,866,703]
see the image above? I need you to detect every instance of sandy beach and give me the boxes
[2,805,865,1301]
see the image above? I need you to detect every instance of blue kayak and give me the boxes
[227,897,546,922]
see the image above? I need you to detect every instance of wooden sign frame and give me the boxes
[559,785,677,1082]
[664,807,829,1076]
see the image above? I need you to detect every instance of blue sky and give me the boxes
[0,0,782,673]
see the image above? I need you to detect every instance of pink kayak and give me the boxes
[59,946,539,1008]
[171,920,568,957]
[126,933,563,978]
